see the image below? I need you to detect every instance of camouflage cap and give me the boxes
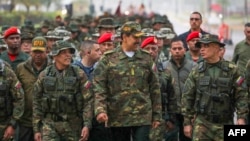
[21,31,34,40]
[31,36,47,52]
[195,34,225,48]
[159,28,175,39]
[50,40,75,56]
[121,21,144,37]
[97,17,119,28]
[45,30,63,40]
[141,28,155,37]
[41,20,50,28]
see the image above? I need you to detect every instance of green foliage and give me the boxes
[0,11,58,26]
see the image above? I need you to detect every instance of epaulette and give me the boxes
[104,50,115,55]
[141,49,150,54]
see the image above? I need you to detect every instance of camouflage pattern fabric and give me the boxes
[93,47,162,127]
[33,64,93,140]
[0,59,25,139]
[192,115,224,141]
[181,60,249,140]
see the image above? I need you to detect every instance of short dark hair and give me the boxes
[170,37,184,48]
[191,11,202,20]
[245,22,250,27]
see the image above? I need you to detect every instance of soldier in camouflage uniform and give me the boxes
[16,37,50,141]
[181,34,249,141]
[93,21,162,141]
[33,40,92,141]
[0,58,25,140]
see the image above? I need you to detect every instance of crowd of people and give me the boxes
[0,10,249,141]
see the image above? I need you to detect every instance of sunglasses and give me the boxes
[190,18,200,21]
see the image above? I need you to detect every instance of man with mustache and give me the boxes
[182,34,248,141]
[16,36,50,141]
[0,26,29,71]
[33,40,92,141]
[93,21,162,141]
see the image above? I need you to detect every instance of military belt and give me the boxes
[202,114,231,124]
[45,113,67,122]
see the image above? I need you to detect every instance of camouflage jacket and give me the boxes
[16,57,50,127]
[0,59,25,127]
[93,47,162,127]
[181,60,249,125]
[33,64,93,133]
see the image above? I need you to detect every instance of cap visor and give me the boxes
[31,47,46,52]
[133,32,144,37]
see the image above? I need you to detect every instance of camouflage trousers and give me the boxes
[41,117,82,141]
[149,119,165,141]
[192,115,226,141]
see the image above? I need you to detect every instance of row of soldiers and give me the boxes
[0,11,249,141]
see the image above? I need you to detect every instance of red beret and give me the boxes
[4,26,21,39]
[186,31,201,42]
[98,33,115,44]
[141,37,157,48]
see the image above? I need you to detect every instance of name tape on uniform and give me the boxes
[224,125,250,140]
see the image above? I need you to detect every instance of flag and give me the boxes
[115,0,122,16]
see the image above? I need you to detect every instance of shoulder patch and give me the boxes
[104,50,115,55]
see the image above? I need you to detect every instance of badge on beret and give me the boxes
[17,29,21,34]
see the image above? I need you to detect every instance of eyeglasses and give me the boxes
[190,18,200,21]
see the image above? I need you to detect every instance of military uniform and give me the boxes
[0,59,25,139]
[33,40,92,141]
[16,37,50,141]
[181,34,249,141]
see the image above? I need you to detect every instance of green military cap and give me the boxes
[41,20,50,28]
[159,28,175,39]
[195,34,225,48]
[120,21,144,37]
[21,31,35,40]
[31,36,47,52]
[97,17,119,29]
[24,19,33,26]
[64,16,71,22]
[1,25,11,34]
[68,22,79,32]
[152,16,165,25]
[50,40,75,56]
[141,28,155,37]
[80,21,89,28]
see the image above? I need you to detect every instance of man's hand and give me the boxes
[152,121,161,129]
[79,126,89,141]
[183,125,192,138]
[96,113,108,123]
[3,126,14,140]
[237,118,246,125]
[34,132,42,141]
